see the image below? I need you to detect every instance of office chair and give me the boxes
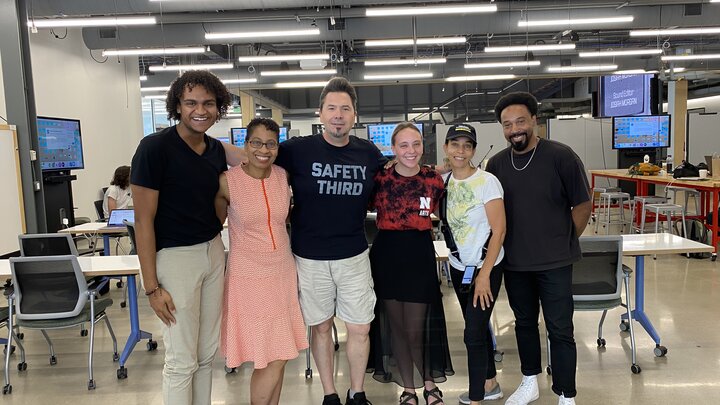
[119,220,139,309]
[5,255,118,392]
[93,200,105,221]
[546,235,640,374]
[1,293,26,395]
[18,233,78,257]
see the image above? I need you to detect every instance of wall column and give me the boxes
[668,79,688,162]
[272,107,283,126]
[240,92,255,127]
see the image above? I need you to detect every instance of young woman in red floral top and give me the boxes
[368,122,453,405]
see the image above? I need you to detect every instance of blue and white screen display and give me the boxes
[37,116,85,171]
[231,127,287,147]
[601,74,653,117]
[612,115,670,149]
[367,123,423,156]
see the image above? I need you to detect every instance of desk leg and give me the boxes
[621,256,668,357]
[117,274,154,379]
[712,191,719,261]
[103,235,110,256]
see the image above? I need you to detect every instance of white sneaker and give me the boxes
[558,394,576,405]
[504,375,539,405]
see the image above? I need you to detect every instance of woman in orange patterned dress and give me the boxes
[215,118,308,405]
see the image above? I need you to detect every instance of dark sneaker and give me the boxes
[322,393,343,405]
[346,390,373,405]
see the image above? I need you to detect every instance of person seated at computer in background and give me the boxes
[103,165,133,217]
[215,117,308,405]
[368,122,453,405]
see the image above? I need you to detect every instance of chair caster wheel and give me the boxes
[334,343,339,351]
[147,340,158,351]
[3,345,15,355]
[117,366,128,379]
[120,301,127,308]
[88,379,96,390]
[116,281,123,288]
[305,369,312,379]
[619,321,630,332]
[493,350,504,362]
[597,338,606,347]
[113,352,120,362]
[3,384,11,395]
[631,364,642,374]
[653,345,668,357]
[546,366,552,375]
[712,255,717,262]
[224,365,236,374]
[17,362,26,371]
[50,355,57,365]
[81,329,89,337]
[16,333,23,340]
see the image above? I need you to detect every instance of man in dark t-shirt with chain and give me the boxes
[224,77,385,405]
[485,92,591,405]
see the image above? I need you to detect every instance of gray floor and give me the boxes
[2,242,720,404]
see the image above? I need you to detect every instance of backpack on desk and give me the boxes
[673,219,712,259]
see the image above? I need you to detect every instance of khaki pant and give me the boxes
[156,235,225,405]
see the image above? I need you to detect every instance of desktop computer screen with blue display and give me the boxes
[612,115,670,149]
[231,127,288,147]
[37,116,85,171]
[367,123,423,156]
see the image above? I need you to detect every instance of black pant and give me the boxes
[504,265,577,398]
[450,264,503,401]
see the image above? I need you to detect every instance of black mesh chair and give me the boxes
[18,233,78,257]
[546,235,640,374]
[93,200,105,221]
[5,255,118,392]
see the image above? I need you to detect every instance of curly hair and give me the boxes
[110,165,131,189]
[165,70,232,121]
[246,118,281,142]
[494,91,539,122]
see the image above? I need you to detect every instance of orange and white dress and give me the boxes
[221,164,308,369]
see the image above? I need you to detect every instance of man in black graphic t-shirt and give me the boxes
[224,77,384,405]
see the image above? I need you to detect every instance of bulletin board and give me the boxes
[0,124,26,255]
[686,112,720,166]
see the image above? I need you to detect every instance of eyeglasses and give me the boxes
[247,139,279,150]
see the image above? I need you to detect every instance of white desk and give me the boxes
[59,222,128,256]
[0,255,152,379]
[433,234,714,355]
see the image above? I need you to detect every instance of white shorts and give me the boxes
[295,249,376,326]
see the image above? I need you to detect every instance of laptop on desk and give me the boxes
[105,209,134,228]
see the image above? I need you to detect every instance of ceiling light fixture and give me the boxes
[546,64,618,72]
[364,58,446,66]
[518,16,633,27]
[221,78,258,84]
[260,69,337,76]
[139,75,148,81]
[366,4,497,17]
[237,54,330,63]
[365,37,466,47]
[275,81,329,88]
[364,73,434,80]
[149,63,234,71]
[205,28,320,40]
[142,95,166,99]
[445,74,517,82]
[140,86,170,92]
[630,27,720,36]
[485,44,576,53]
[102,47,205,56]
[27,16,156,28]
[612,69,659,75]
[579,49,662,57]
[661,53,720,61]
[464,60,541,69]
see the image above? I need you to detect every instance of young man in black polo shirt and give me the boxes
[485,92,591,405]
[131,70,232,405]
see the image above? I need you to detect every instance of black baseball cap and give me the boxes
[445,124,477,145]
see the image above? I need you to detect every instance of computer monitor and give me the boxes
[215,136,230,144]
[37,116,85,171]
[367,123,423,156]
[231,127,288,147]
[612,115,671,149]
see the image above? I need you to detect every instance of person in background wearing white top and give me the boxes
[103,165,133,217]
[442,124,506,405]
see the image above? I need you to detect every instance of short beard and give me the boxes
[326,127,348,139]
[510,133,529,151]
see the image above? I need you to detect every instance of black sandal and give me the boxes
[423,387,444,405]
[399,391,418,404]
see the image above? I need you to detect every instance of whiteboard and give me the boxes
[547,117,617,173]
[687,112,720,166]
[435,122,506,168]
[0,125,26,255]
